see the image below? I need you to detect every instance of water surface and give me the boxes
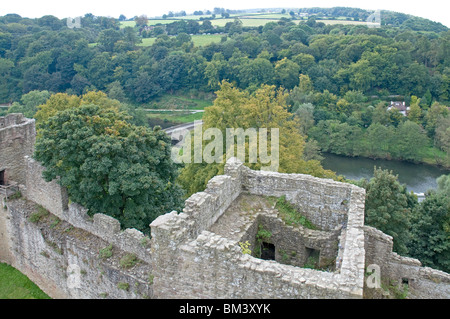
[321,153,450,194]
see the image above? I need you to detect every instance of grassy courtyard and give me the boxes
[0,262,50,299]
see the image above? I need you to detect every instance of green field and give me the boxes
[136,37,156,46]
[137,34,222,47]
[191,34,223,46]
[147,111,203,124]
[121,12,367,29]
[143,94,211,125]
[145,94,213,109]
[0,262,50,299]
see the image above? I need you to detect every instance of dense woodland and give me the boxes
[1,10,449,165]
[0,8,449,273]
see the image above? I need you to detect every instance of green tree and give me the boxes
[361,168,414,255]
[371,102,390,126]
[297,74,314,94]
[425,101,449,137]
[177,82,336,196]
[408,189,449,273]
[434,116,450,159]
[0,58,14,102]
[34,93,81,127]
[126,71,161,103]
[436,174,450,199]
[348,59,375,92]
[407,98,423,124]
[274,58,300,90]
[237,57,274,89]
[34,104,184,232]
[97,29,123,52]
[106,81,126,102]
[204,53,228,90]
[134,15,148,28]
[292,53,315,74]
[393,120,429,162]
[7,90,51,118]
[293,103,315,135]
[365,122,395,158]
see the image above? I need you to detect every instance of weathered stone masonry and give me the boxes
[0,114,35,186]
[0,114,449,299]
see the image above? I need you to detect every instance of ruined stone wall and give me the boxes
[151,227,357,299]
[0,114,35,185]
[241,166,354,231]
[182,174,242,240]
[1,158,153,299]
[23,158,151,264]
[150,158,367,299]
[3,199,153,299]
[364,226,450,298]
[24,157,69,218]
[0,196,13,264]
[241,213,341,269]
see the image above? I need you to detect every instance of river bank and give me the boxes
[321,153,450,194]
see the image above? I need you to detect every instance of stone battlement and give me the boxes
[0,113,29,129]
[0,114,35,186]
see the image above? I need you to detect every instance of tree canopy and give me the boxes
[34,97,184,233]
[177,81,336,196]
[359,167,415,255]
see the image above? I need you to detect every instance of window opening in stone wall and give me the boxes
[304,247,320,269]
[0,170,5,186]
[260,242,275,260]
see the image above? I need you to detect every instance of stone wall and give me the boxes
[1,157,153,298]
[364,226,450,298]
[150,158,367,299]
[24,156,69,218]
[241,164,354,231]
[154,229,356,299]
[0,114,35,185]
[254,214,342,269]
[23,157,151,264]
[2,198,153,299]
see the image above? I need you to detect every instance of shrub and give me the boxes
[119,253,138,269]
[98,244,113,260]
[28,205,49,223]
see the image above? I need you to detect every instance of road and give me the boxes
[163,121,203,146]
[163,120,202,136]
[144,109,204,113]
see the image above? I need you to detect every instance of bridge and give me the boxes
[162,121,202,145]
[415,193,426,202]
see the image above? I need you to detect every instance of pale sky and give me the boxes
[0,0,449,27]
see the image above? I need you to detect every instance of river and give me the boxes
[321,153,450,194]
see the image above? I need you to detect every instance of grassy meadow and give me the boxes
[121,12,368,29]
[0,262,50,299]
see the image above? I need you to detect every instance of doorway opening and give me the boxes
[260,242,275,260]
[0,170,5,186]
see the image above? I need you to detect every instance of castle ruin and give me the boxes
[0,113,449,299]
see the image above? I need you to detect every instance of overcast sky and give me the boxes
[1,0,449,27]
